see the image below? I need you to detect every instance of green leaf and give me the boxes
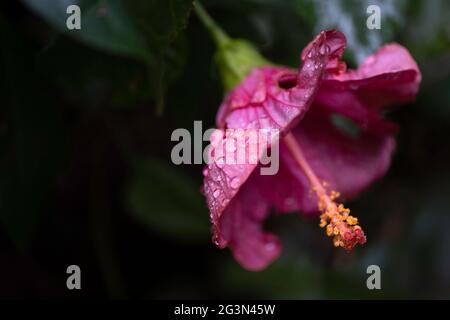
[23,0,194,114]
[21,0,153,62]
[36,36,152,109]
[123,0,193,48]
[122,0,194,114]
[126,158,209,240]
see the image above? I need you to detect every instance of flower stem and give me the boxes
[194,1,230,48]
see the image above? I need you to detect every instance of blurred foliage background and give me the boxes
[0,0,449,299]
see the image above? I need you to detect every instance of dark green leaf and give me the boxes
[0,17,65,247]
[22,0,153,62]
[126,158,209,240]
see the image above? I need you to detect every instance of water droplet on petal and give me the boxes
[216,157,225,168]
[213,189,220,198]
[230,177,240,189]
[212,234,220,246]
[202,168,209,177]
[319,44,330,56]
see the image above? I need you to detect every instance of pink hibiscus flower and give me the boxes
[202,30,421,271]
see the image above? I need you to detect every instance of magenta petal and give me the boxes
[203,30,421,270]
[314,88,398,135]
[301,29,347,74]
[205,31,345,270]
[280,110,395,213]
[324,43,421,109]
[203,130,281,270]
[219,172,281,271]
[216,30,346,132]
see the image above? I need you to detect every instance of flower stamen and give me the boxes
[284,133,366,250]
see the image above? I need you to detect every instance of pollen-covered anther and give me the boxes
[317,190,366,250]
[330,190,340,200]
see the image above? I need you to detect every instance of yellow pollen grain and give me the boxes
[315,189,365,250]
[333,227,339,235]
[333,238,342,247]
[326,225,334,236]
[346,216,358,225]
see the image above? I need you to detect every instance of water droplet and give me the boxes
[213,189,220,198]
[319,44,330,56]
[216,157,225,168]
[230,177,240,189]
[212,235,220,246]
[202,168,209,177]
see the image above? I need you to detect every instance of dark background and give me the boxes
[0,0,449,299]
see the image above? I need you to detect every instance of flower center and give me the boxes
[283,133,366,250]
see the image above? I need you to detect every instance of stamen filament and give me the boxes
[283,133,366,250]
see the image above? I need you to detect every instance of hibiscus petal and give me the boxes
[276,109,396,214]
[314,88,398,135]
[203,129,282,270]
[216,30,346,132]
[204,31,345,269]
[219,171,281,271]
[324,43,421,109]
[301,29,347,74]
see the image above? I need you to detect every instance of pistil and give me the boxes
[283,133,366,250]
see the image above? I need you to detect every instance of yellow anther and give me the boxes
[346,216,358,225]
[333,237,342,247]
[333,227,339,235]
[326,225,333,237]
[330,190,340,200]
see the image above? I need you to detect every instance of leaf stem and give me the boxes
[194,1,230,48]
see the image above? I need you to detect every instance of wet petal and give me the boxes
[218,171,281,271]
[205,31,345,270]
[276,109,395,214]
[324,43,421,109]
[216,30,346,133]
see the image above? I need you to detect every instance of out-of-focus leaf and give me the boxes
[37,37,151,109]
[21,0,153,62]
[0,17,65,247]
[23,0,194,114]
[126,158,209,240]
[122,0,193,114]
[123,0,193,47]
[220,257,387,299]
